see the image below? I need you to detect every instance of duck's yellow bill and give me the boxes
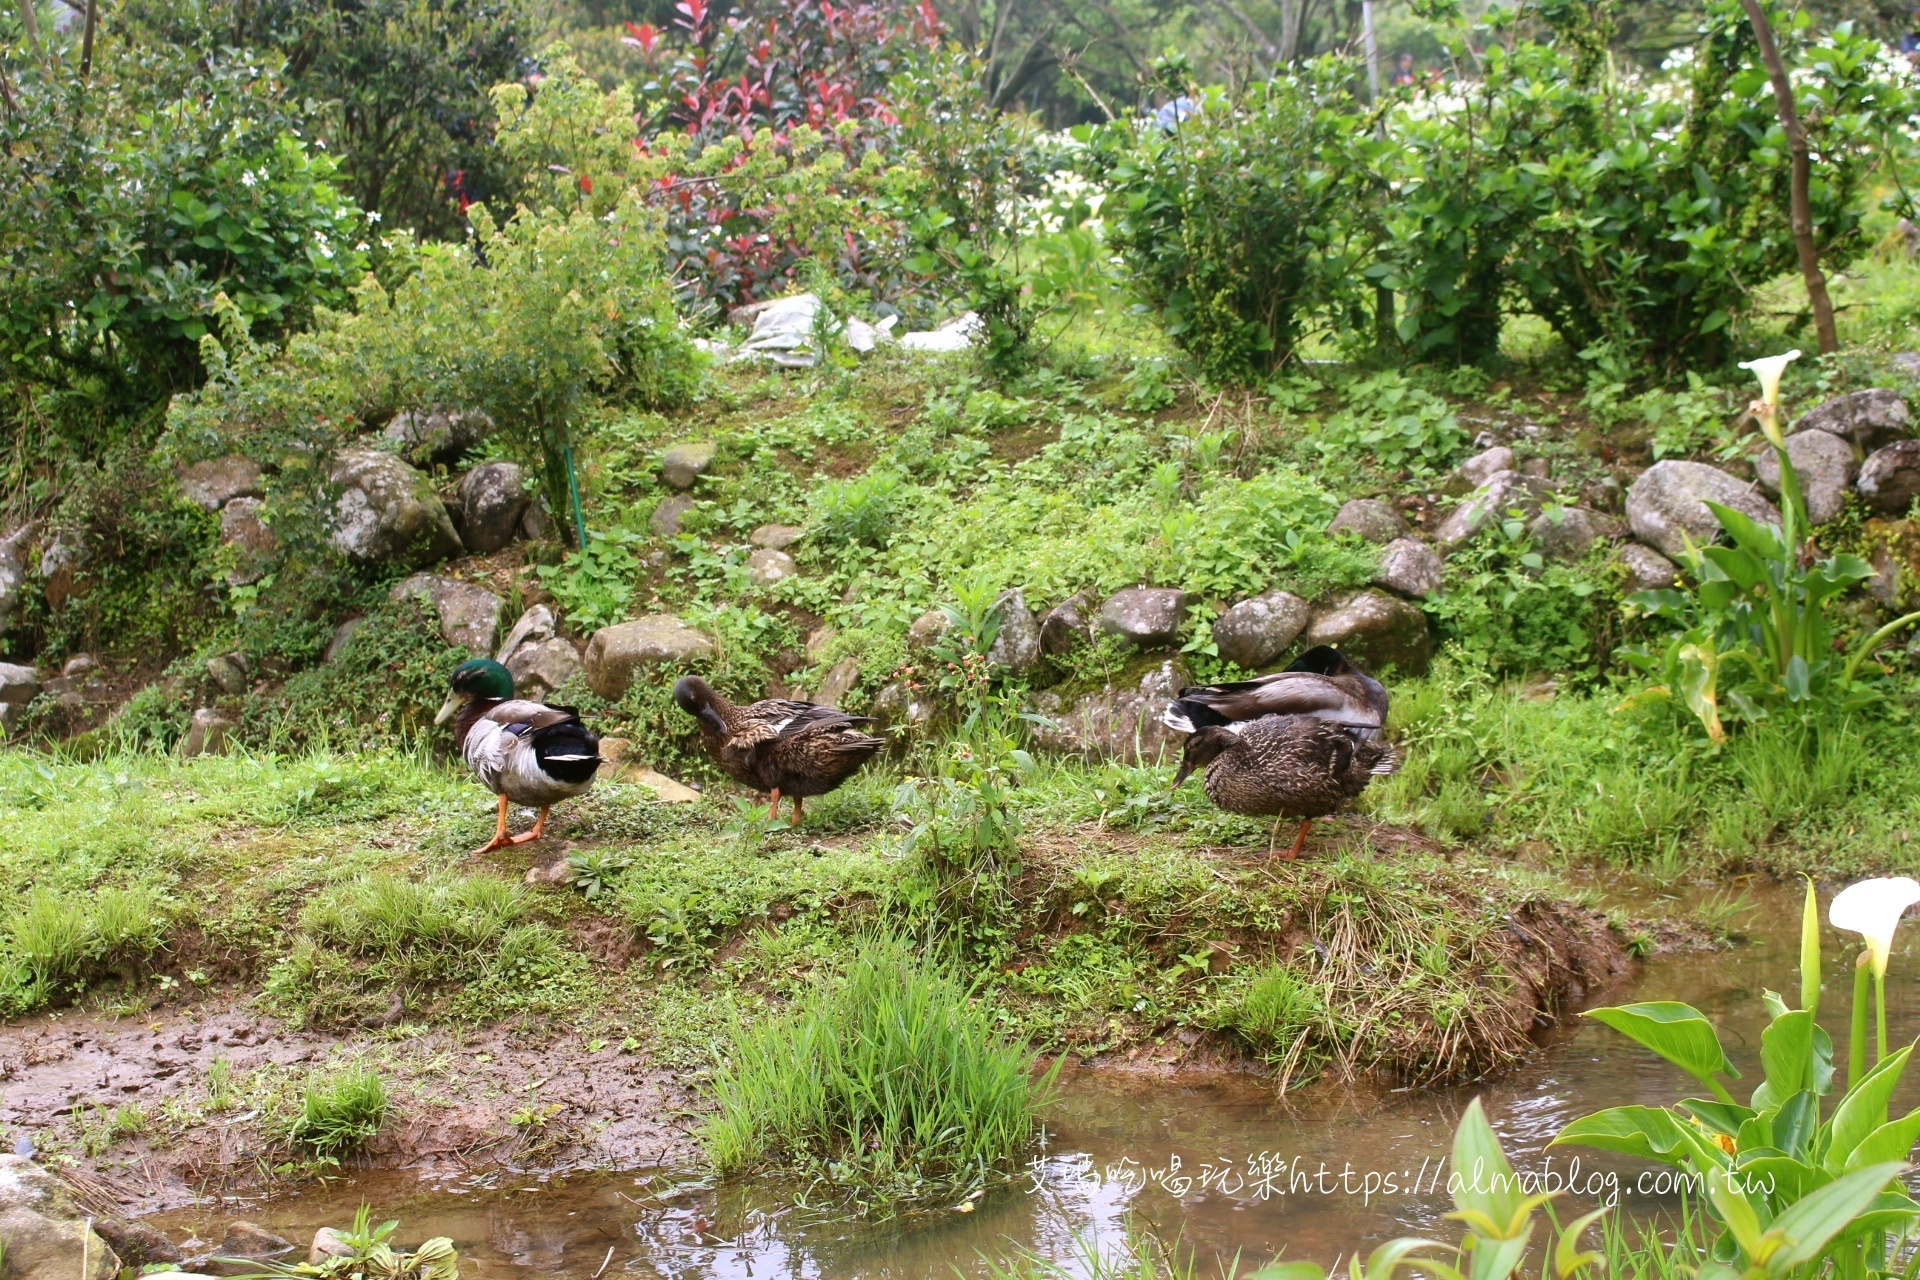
[434,692,462,726]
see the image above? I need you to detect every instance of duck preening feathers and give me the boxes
[1163,646,1396,859]
[674,675,884,825]
[437,658,601,854]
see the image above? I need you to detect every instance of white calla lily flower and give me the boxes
[1738,349,1802,408]
[1829,876,1920,978]
[1738,350,1802,447]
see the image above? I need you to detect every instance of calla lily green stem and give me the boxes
[1800,876,1820,1018]
[1851,951,1871,1083]
[1877,967,1889,1065]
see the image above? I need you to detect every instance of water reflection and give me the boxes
[150,880,1920,1278]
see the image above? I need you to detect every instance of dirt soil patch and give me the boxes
[0,999,702,1215]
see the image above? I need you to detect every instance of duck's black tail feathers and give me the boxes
[1286,645,1352,677]
[532,719,602,785]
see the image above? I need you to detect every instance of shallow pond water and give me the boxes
[149,879,1920,1278]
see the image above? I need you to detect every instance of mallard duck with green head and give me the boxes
[436,658,602,854]
[673,675,884,825]
[1163,646,1398,859]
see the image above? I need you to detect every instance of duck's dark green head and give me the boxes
[436,658,514,725]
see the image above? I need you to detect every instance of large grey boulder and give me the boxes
[457,462,528,554]
[1374,538,1444,598]
[1617,543,1680,592]
[1304,590,1432,673]
[661,441,718,490]
[1857,440,1920,516]
[495,603,556,663]
[0,1155,120,1280]
[382,407,493,466]
[328,449,462,568]
[747,548,799,587]
[506,637,583,701]
[324,617,366,664]
[1625,460,1779,559]
[1098,587,1191,651]
[1327,498,1406,545]
[220,497,275,586]
[388,573,503,652]
[1527,508,1598,562]
[176,456,262,510]
[585,616,714,699]
[93,1218,184,1269]
[650,494,696,538]
[180,708,233,758]
[751,524,802,550]
[986,589,1044,674]
[0,522,35,632]
[816,657,861,705]
[1435,471,1554,548]
[1457,445,1515,489]
[1039,592,1096,656]
[0,662,38,706]
[1211,591,1310,668]
[1029,661,1185,763]
[1792,388,1909,452]
[1753,430,1857,526]
[906,609,950,652]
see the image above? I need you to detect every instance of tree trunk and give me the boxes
[1280,0,1304,61]
[16,0,39,54]
[79,0,96,80]
[1739,0,1838,355]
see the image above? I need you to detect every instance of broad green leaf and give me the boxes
[1552,1105,1722,1168]
[1766,1161,1907,1269]
[1703,500,1785,561]
[1736,1154,1826,1205]
[1826,1046,1912,1173]
[1753,1011,1816,1109]
[1586,1002,1737,1085]
[1707,1169,1767,1262]
[1773,1090,1820,1161]
[1354,1238,1455,1280]
[1843,1108,1920,1173]
[1451,1098,1525,1237]
[1553,1207,1609,1279]
[1681,1098,1756,1136]
[1252,1265,1327,1280]
[1465,1229,1530,1280]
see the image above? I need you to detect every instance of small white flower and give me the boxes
[1738,349,1802,409]
[1830,876,1920,977]
[367,211,382,223]
[240,170,257,188]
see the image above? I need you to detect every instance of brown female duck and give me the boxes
[1163,646,1397,858]
[673,676,885,825]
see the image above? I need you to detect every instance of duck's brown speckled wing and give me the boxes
[1202,715,1396,819]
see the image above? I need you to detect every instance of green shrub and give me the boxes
[1086,60,1369,384]
[1387,0,1900,371]
[1310,372,1467,476]
[701,935,1046,1212]
[236,596,462,751]
[1427,523,1615,679]
[810,471,910,550]
[286,1065,390,1161]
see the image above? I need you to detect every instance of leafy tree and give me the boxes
[0,48,365,421]
[118,0,533,236]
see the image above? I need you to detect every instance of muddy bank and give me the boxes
[0,999,702,1215]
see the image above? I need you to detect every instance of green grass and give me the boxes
[701,934,1048,1212]
[286,1064,390,1162]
